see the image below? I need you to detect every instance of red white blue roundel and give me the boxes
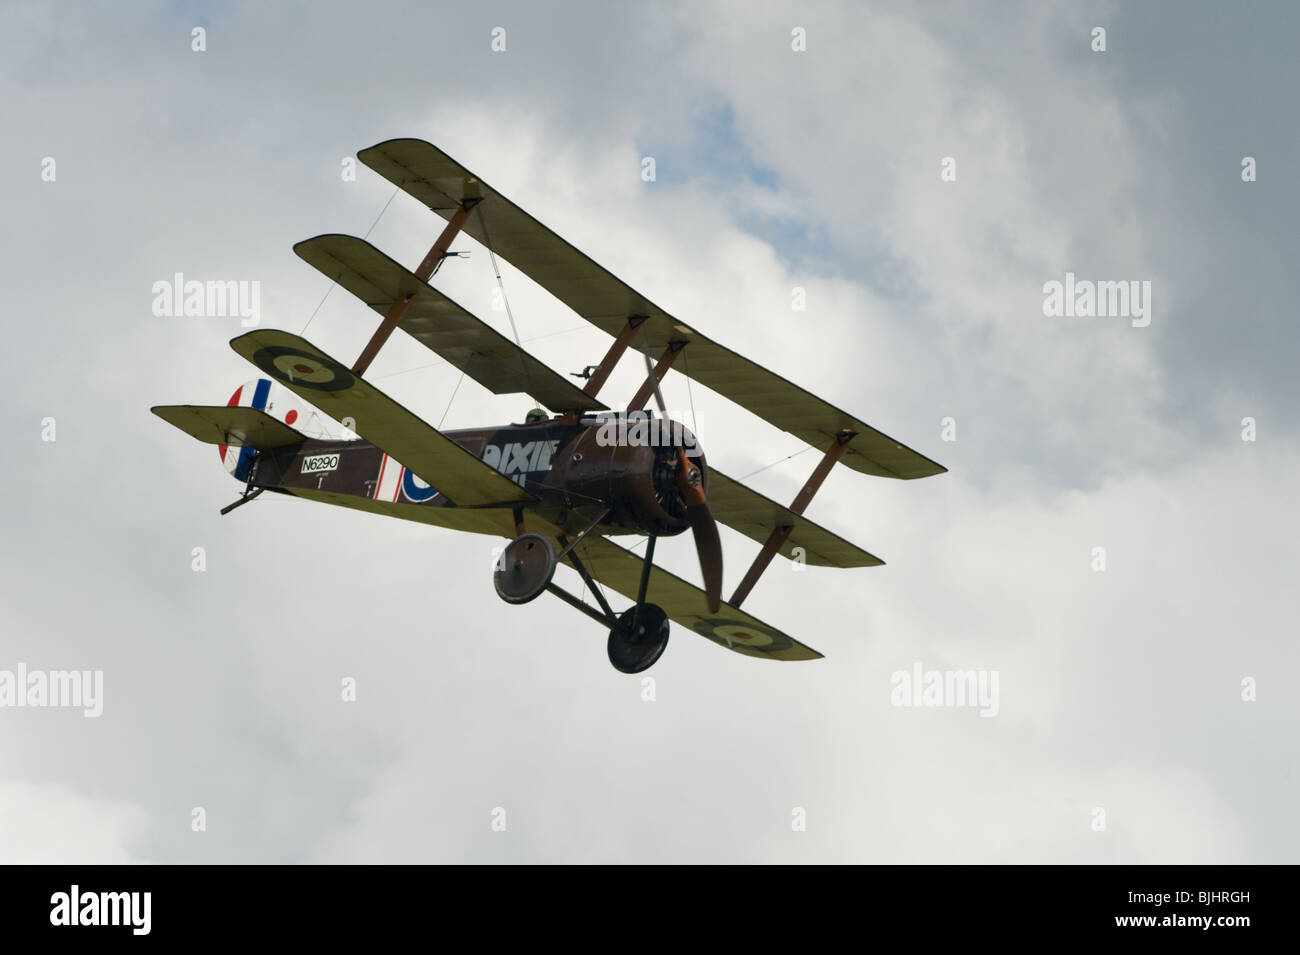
[219,379,272,480]
[372,455,439,503]
[401,469,438,503]
[219,379,331,480]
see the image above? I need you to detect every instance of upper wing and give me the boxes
[293,234,605,414]
[151,405,304,450]
[568,534,823,661]
[228,329,532,507]
[359,138,945,480]
[706,468,883,568]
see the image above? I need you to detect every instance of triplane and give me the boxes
[153,139,945,673]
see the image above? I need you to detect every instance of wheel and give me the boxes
[493,533,557,604]
[607,603,670,673]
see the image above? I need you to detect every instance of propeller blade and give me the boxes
[675,446,721,612]
[675,447,705,505]
[688,504,723,613]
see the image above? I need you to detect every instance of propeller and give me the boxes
[676,446,723,612]
[642,347,723,613]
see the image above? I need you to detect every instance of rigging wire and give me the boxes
[682,343,699,439]
[736,446,814,482]
[370,325,588,383]
[301,186,399,335]
[437,371,468,429]
[475,204,541,410]
[433,204,541,431]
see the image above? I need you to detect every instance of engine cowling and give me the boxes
[548,418,707,537]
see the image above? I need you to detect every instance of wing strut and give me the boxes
[628,341,686,411]
[729,430,854,608]
[582,315,646,399]
[352,198,481,375]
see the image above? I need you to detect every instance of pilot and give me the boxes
[524,407,548,424]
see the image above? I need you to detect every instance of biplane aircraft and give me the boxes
[152,139,945,673]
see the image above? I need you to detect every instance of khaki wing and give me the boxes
[282,487,519,537]
[358,138,945,480]
[228,329,532,507]
[707,468,883,568]
[568,534,823,662]
[293,234,604,414]
[283,483,821,661]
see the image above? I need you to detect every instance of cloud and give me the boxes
[0,0,1294,863]
[0,782,151,864]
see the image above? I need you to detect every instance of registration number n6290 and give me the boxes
[301,454,340,474]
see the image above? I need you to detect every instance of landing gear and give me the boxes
[493,533,557,604]
[607,604,670,673]
[498,523,672,673]
[606,531,669,673]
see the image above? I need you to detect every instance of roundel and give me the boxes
[691,618,793,655]
[401,469,438,503]
[251,346,355,392]
[218,378,273,478]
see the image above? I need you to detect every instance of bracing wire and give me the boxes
[301,186,399,335]
[370,326,587,383]
[437,371,468,429]
[736,446,814,482]
[682,343,699,438]
[475,204,541,410]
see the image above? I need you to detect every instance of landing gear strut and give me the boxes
[497,523,672,673]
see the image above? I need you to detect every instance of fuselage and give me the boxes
[246,414,706,540]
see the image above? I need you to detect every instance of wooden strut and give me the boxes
[582,315,647,399]
[728,430,856,609]
[351,199,480,376]
[627,342,686,412]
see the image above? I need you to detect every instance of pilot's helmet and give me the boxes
[525,407,548,424]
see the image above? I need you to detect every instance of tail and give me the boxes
[152,378,340,482]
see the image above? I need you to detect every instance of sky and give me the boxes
[0,0,1296,863]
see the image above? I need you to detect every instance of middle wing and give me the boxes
[706,467,883,568]
[229,329,532,507]
[293,233,605,414]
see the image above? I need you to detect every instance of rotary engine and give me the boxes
[548,417,707,536]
